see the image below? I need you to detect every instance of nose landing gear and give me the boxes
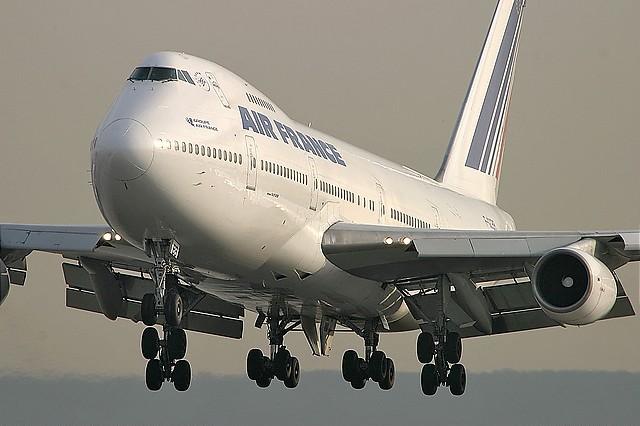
[140,239,191,392]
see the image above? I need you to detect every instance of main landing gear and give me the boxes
[246,310,301,389]
[417,329,465,396]
[140,240,191,391]
[340,321,395,391]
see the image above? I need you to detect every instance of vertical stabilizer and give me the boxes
[435,0,526,205]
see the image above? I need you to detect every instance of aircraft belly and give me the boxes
[193,261,419,332]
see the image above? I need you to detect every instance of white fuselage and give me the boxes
[91,52,515,331]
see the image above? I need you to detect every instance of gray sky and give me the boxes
[2,372,640,425]
[0,0,638,379]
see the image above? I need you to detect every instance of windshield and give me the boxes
[129,66,181,82]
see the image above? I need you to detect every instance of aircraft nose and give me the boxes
[95,119,154,181]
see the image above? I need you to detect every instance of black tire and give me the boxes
[284,357,300,388]
[379,358,395,391]
[350,375,366,389]
[368,351,386,383]
[341,350,358,382]
[141,327,160,360]
[172,359,191,391]
[444,332,462,364]
[417,332,435,364]
[167,328,187,360]
[448,364,466,396]
[164,288,183,327]
[273,348,291,381]
[247,349,266,380]
[145,359,163,391]
[141,293,157,326]
[256,375,272,388]
[421,364,438,396]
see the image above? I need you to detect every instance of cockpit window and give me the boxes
[129,67,151,80]
[181,70,195,85]
[129,66,180,82]
[149,67,177,81]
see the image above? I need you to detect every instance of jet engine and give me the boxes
[0,259,9,306]
[532,245,617,325]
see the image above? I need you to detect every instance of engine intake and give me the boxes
[532,245,617,325]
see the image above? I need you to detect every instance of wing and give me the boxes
[0,224,244,338]
[322,223,639,336]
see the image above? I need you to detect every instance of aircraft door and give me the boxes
[308,157,318,211]
[376,182,386,223]
[245,135,257,190]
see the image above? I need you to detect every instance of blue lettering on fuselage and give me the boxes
[238,105,347,166]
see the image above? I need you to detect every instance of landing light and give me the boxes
[384,237,394,245]
[114,234,122,241]
[402,237,412,245]
[102,232,112,241]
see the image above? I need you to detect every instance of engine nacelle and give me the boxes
[532,246,617,325]
[0,259,10,306]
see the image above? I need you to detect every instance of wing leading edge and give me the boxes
[322,223,638,337]
[0,223,244,338]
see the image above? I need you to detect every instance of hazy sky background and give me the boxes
[0,0,638,381]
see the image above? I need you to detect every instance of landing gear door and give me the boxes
[245,135,257,191]
[308,157,318,211]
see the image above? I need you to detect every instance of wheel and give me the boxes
[444,332,462,364]
[273,348,291,381]
[141,293,157,326]
[284,357,300,388]
[256,375,272,388]
[145,359,163,391]
[448,364,466,396]
[341,350,358,382]
[379,358,395,390]
[141,327,159,360]
[368,351,386,382]
[172,359,191,391]
[420,364,438,396]
[417,332,435,364]
[167,328,187,360]
[350,375,366,390]
[247,348,266,380]
[164,288,183,327]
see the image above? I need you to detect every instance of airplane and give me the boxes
[1,0,638,396]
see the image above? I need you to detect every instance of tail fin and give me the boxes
[435,0,526,205]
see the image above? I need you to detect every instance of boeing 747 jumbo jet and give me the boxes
[1,0,638,396]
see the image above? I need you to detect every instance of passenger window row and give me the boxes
[260,160,307,185]
[319,180,375,211]
[158,139,243,165]
[246,92,276,112]
[391,208,430,228]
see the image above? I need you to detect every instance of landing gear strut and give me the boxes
[340,320,395,391]
[140,239,191,391]
[246,308,301,389]
[417,276,466,396]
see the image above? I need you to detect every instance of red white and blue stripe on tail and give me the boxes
[435,0,526,204]
[464,0,525,179]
